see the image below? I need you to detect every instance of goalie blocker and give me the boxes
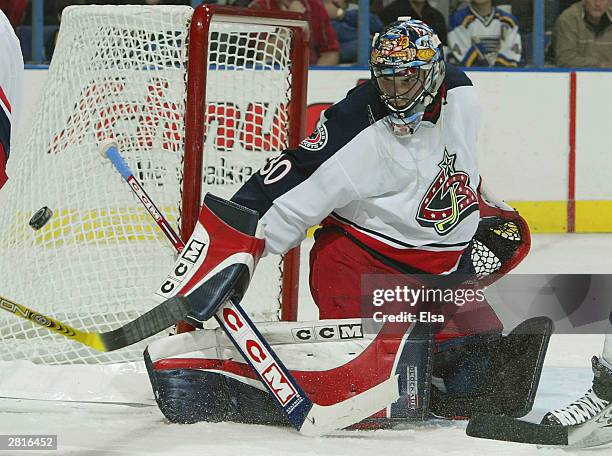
[154,193,265,326]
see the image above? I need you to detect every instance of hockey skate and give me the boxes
[542,356,612,426]
[467,356,612,447]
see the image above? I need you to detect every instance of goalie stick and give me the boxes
[0,294,191,352]
[102,143,400,436]
[466,412,612,448]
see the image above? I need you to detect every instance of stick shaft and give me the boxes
[105,145,185,252]
[0,294,190,352]
[0,295,103,349]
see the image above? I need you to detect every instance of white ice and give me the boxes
[1,234,611,455]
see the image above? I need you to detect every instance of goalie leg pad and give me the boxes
[153,194,265,326]
[145,318,434,426]
[430,316,552,419]
[144,348,289,425]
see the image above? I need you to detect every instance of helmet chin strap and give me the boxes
[386,88,437,137]
[388,110,425,137]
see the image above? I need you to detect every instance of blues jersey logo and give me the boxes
[416,148,478,235]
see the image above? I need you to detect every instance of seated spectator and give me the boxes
[448,0,522,67]
[552,0,612,67]
[0,0,27,28]
[249,0,340,65]
[323,0,384,63]
[379,0,448,46]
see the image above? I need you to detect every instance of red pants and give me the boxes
[309,230,503,341]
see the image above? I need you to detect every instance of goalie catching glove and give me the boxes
[154,194,265,327]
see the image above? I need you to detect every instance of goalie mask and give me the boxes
[370,18,445,137]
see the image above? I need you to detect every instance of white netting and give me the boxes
[0,6,298,364]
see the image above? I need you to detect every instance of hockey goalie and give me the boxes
[144,18,551,429]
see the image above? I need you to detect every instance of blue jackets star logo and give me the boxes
[416,148,478,235]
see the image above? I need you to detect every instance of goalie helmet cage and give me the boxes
[0,5,309,364]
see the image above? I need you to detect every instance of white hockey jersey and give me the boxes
[0,10,24,186]
[232,65,481,274]
[448,6,522,67]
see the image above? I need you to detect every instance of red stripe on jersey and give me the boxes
[0,86,11,114]
[323,218,464,274]
[0,142,8,189]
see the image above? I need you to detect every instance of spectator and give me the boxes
[448,0,522,66]
[0,0,27,28]
[552,0,612,67]
[249,0,340,65]
[323,0,384,63]
[379,0,448,45]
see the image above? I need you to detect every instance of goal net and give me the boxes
[0,5,308,364]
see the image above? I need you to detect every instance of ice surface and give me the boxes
[1,234,611,454]
[0,368,596,456]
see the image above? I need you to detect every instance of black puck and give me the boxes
[29,206,53,230]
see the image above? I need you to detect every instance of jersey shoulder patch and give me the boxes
[302,80,388,157]
[300,122,329,151]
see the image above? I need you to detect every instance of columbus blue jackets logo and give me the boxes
[300,123,328,151]
[416,149,478,235]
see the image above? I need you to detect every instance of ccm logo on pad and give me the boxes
[223,307,298,406]
[407,365,419,410]
[292,323,363,342]
[156,239,207,297]
[181,239,206,264]
[262,363,297,405]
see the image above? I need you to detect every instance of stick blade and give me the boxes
[298,375,400,436]
[467,414,569,446]
[100,296,191,351]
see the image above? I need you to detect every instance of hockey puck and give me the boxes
[29,206,53,230]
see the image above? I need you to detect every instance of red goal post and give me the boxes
[182,6,310,322]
